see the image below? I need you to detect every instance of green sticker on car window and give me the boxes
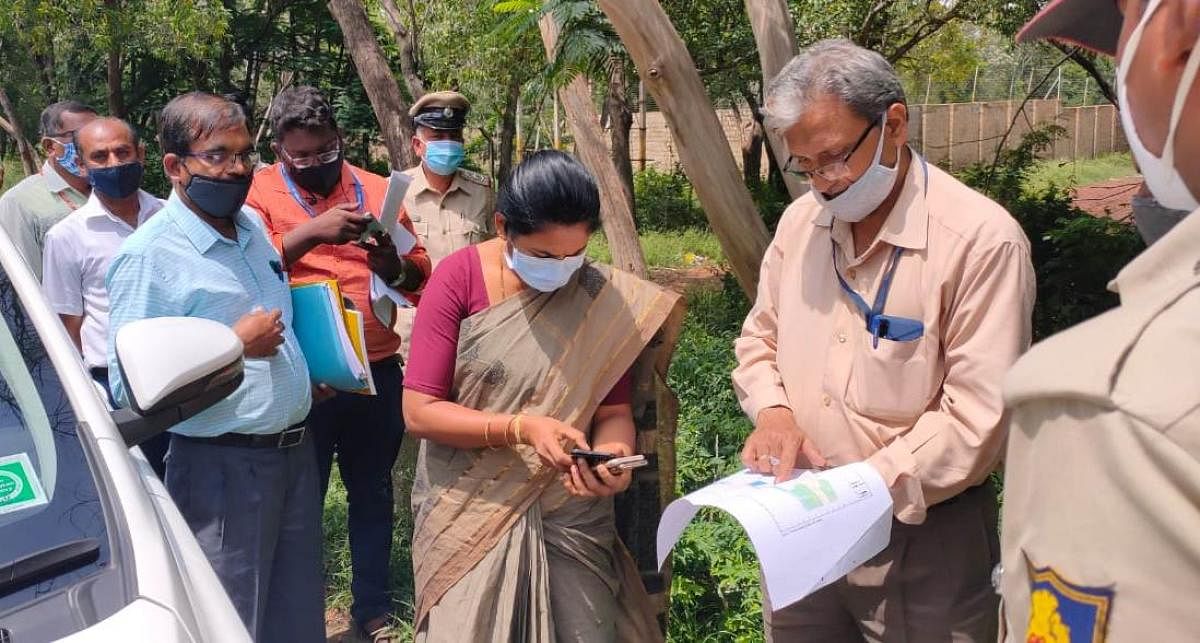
[0,453,48,515]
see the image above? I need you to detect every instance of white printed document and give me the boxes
[368,171,419,325]
[657,462,893,610]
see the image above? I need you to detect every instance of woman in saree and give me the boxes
[402,150,679,642]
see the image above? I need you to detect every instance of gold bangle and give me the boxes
[513,415,524,446]
[503,415,518,447]
[483,416,497,449]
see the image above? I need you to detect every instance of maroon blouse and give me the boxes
[403,245,632,405]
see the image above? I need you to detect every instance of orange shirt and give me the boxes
[247,162,430,362]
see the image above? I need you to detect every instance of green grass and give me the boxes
[587,229,726,269]
[323,465,416,639]
[1024,152,1135,194]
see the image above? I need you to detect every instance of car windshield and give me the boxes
[0,263,111,614]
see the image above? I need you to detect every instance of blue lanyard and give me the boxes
[280,165,364,218]
[833,243,904,328]
[831,152,929,347]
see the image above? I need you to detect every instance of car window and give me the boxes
[0,266,111,614]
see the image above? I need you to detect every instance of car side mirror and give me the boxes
[110,317,244,448]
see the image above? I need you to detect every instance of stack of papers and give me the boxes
[368,171,417,327]
[657,462,893,610]
[290,279,376,395]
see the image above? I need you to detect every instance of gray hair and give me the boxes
[763,38,905,131]
[39,100,97,138]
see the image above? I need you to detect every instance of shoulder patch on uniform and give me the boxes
[1026,566,1113,643]
[458,169,491,187]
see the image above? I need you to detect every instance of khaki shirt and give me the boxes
[394,165,495,361]
[732,154,1035,524]
[0,162,88,281]
[402,165,495,264]
[999,209,1200,642]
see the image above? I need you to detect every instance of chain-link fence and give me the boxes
[901,65,1116,108]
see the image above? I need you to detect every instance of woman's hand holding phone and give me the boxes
[563,442,636,497]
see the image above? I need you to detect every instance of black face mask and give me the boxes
[184,173,252,219]
[88,161,144,199]
[290,155,344,196]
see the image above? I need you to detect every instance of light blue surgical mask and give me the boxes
[55,140,85,178]
[504,242,585,292]
[423,140,465,176]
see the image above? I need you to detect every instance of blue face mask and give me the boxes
[423,140,465,176]
[88,161,144,199]
[504,243,585,292]
[55,140,85,178]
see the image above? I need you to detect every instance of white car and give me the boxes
[0,227,251,642]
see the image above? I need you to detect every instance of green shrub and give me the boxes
[634,166,708,231]
[748,180,793,233]
[667,276,765,642]
[960,125,1144,339]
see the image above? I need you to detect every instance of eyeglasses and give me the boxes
[44,131,77,145]
[280,146,341,169]
[181,149,261,170]
[784,121,878,182]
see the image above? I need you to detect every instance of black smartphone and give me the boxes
[570,449,616,464]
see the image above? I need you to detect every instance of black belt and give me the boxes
[178,423,307,449]
[932,480,993,509]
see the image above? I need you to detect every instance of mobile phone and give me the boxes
[358,213,386,244]
[605,455,648,473]
[570,449,615,464]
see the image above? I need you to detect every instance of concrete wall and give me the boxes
[625,98,1127,176]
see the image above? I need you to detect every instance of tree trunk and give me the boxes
[606,58,636,213]
[0,89,39,176]
[739,90,765,187]
[33,47,57,103]
[327,0,418,169]
[741,120,764,187]
[744,0,807,200]
[597,0,769,297]
[497,75,520,186]
[106,47,126,118]
[377,0,426,101]
[538,13,647,278]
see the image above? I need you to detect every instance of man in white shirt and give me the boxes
[42,116,166,474]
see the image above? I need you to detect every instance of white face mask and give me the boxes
[504,243,585,292]
[1117,0,1200,212]
[812,115,902,223]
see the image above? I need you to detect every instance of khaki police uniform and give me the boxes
[402,165,495,265]
[393,91,496,362]
[998,209,1200,642]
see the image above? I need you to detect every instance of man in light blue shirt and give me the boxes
[105,91,323,643]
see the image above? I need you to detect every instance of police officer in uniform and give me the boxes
[1000,1,1200,640]
[394,91,495,361]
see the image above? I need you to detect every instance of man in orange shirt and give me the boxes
[246,85,429,642]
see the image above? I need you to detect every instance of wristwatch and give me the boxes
[387,260,408,289]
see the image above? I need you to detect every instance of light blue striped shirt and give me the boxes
[105,191,311,437]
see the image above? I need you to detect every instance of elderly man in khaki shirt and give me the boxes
[998,1,1200,641]
[732,39,1035,642]
[393,90,495,361]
